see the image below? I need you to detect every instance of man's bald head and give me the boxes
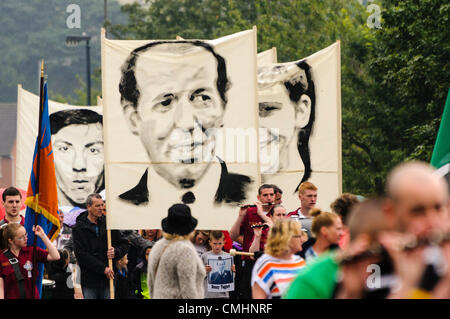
[384,161,449,236]
[386,161,449,201]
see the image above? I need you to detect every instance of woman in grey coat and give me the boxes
[147,204,206,299]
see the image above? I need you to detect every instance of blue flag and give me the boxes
[24,82,60,298]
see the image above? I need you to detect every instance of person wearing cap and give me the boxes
[147,203,206,299]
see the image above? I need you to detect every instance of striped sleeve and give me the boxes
[251,254,306,298]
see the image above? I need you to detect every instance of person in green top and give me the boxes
[284,198,386,299]
[131,243,153,299]
[140,271,150,299]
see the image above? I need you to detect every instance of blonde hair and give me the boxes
[265,219,301,258]
[311,211,340,238]
[298,181,317,194]
[0,223,24,250]
[163,231,192,242]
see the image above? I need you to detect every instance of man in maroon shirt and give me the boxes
[287,182,318,257]
[229,184,276,298]
[287,181,318,219]
[0,187,25,227]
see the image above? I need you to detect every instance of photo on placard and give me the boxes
[207,255,234,292]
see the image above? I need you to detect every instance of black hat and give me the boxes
[161,204,198,236]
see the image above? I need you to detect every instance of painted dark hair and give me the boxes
[119,40,230,110]
[49,109,103,135]
[283,60,316,192]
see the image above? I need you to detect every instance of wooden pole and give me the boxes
[107,229,114,299]
[101,27,114,299]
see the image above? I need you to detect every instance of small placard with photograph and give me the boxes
[207,255,234,292]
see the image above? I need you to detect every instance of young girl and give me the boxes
[0,223,60,299]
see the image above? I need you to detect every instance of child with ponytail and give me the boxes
[0,223,60,299]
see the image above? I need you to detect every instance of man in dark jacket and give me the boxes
[72,193,129,299]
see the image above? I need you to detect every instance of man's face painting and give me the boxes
[258,64,312,174]
[133,48,224,188]
[258,83,297,173]
[53,123,104,204]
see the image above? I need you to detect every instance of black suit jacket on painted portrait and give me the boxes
[118,160,252,205]
[210,270,233,285]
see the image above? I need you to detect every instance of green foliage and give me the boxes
[0,0,125,103]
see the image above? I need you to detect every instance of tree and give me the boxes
[343,0,450,194]
[0,0,126,103]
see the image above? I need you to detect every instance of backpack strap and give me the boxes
[4,250,27,299]
[154,241,173,278]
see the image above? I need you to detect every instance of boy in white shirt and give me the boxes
[201,231,235,299]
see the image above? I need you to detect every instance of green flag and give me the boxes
[431,88,450,186]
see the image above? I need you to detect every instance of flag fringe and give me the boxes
[25,196,60,241]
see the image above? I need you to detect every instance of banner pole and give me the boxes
[107,229,114,299]
[101,27,114,300]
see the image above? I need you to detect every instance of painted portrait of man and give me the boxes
[258,60,316,192]
[209,258,233,285]
[49,109,104,208]
[117,40,252,207]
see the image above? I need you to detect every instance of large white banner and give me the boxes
[16,85,103,211]
[257,47,277,66]
[102,29,259,230]
[258,42,342,213]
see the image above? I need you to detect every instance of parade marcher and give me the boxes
[251,219,307,299]
[0,223,60,299]
[272,185,283,205]
[46,249,73,299]
[119,229,152,278]
[131,242,153,299]
[287,181,318,219]
[72,193,129,299]
[141,229,162,244]
[201,231,235,299]
[248,204,288,254]
[0,187,25,227]
[191,230,211,257]
[229,184,276,298]
[287,182,318,254]
[380,161,450,299]
[330,193,360,249]
[304,211,344,263]
[284,198,386,299]
[114,253,134,299]
[147,204,206,299]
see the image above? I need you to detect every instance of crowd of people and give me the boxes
[0,160,449,299]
